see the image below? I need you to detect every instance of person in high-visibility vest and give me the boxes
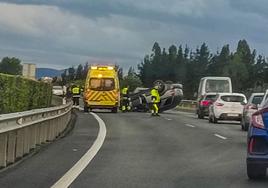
[121,86,130,112]
[151,85,161,116]
[72,85,81,106]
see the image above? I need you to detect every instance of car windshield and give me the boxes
[221,95,245,102]
[251,95,264,105]
[205,95,216,101]
[205,80,230,93]
[90,78,115,91]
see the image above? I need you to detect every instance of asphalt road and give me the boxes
[0,109,268,188]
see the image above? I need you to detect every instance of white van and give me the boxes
[197,77,232,99]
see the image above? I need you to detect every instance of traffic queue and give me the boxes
[195,76,268,179]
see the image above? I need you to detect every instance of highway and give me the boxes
[0,110,267,188]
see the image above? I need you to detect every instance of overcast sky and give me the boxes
[0,0,267,70]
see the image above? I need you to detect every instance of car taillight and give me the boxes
[246,104,257,110]
[251,113,265,129]
[201,100,211,106]
[215,102,224,107]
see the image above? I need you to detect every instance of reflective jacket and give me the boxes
[151,88,160,103]
[122,87,129,96]
[72,87,80,95]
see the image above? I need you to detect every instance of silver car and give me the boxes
[130,80,183,112]
[241,92,265,131]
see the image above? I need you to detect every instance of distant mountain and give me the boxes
[36,68,64,79]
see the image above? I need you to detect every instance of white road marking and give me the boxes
[51,112,107,188]
[214,134,227,140]
[165,118,172,121]
[185,124,195,128]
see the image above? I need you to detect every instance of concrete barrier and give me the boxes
[0,102,72,168]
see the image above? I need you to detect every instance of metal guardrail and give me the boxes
[0,102,72,168]
[178,100,197,109]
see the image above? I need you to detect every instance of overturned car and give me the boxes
[129,80,183,112]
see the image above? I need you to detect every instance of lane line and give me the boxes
[51,112,107,188]
[185,124,195,128]
[214,134,227,140]
[165,118,172,121]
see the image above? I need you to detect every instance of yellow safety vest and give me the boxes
[72,87,80,94]
[122,87,128,95]
[151,88,160,103]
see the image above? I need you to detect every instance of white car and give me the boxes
[208,93,247,123]
[52,86,64,96]
[241,92,264,131]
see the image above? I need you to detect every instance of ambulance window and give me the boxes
[103,79,115,91]
[90,79,102,90]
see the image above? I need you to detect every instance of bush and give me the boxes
[0,73,52,114]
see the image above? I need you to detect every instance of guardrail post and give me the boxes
[23,127,30,155]
[36,124,41,145]
[16,129,24,159]
[0,102,72,168]
[7,131,16,164]
[0,133,7,167]
[29,126,37,149]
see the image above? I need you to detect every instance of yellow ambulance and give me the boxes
[83,65,120,113]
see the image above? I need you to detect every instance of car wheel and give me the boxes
[153,80,166,95]
[199,111,204,119]
[247,163,266,179]
[84,104,89,112]
[111,107,118,113]
[208,115,213,123]
[213,116,218,124]
[241,119,245,131]
[244,122,249,131]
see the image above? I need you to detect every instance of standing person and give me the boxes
[151,85,160,116]
[121,86,130,112]
[72,85,81,106]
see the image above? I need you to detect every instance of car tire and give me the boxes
[153,80,166,95]
[208,115,213,123]
[244,122,249,131]
[84,105,89,112]
[241,119,245,131]
[213,116,218,124]
[247,163,266,179]
[198,111,204,119]
[111,107,118,113]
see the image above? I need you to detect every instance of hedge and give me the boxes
[0,73,52,114]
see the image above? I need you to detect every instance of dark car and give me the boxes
[196,93,216,119]
[247,100,268,179]
[130,80,183,112]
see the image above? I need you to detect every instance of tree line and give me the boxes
[138,40,268,99]
[0,57,22,75]
[60,63,142,92]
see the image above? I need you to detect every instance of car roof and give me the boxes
[217,93,246,97]
[201,77,231,80]
[250,93,265,96]
[204,92,217,95]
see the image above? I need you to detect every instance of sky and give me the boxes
[0,0,268,71]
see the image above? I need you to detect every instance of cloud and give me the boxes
[0,1,268,70]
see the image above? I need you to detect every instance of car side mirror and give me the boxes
[241,101,246,105]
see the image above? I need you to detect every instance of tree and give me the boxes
[81,62,89,79]
[0,57,22,75]
[121,67,142,91]
[223,54,249,92]
[76,64,83,80]
[68,67,75,81]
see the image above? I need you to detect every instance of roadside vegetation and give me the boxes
[0,73,52,114]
